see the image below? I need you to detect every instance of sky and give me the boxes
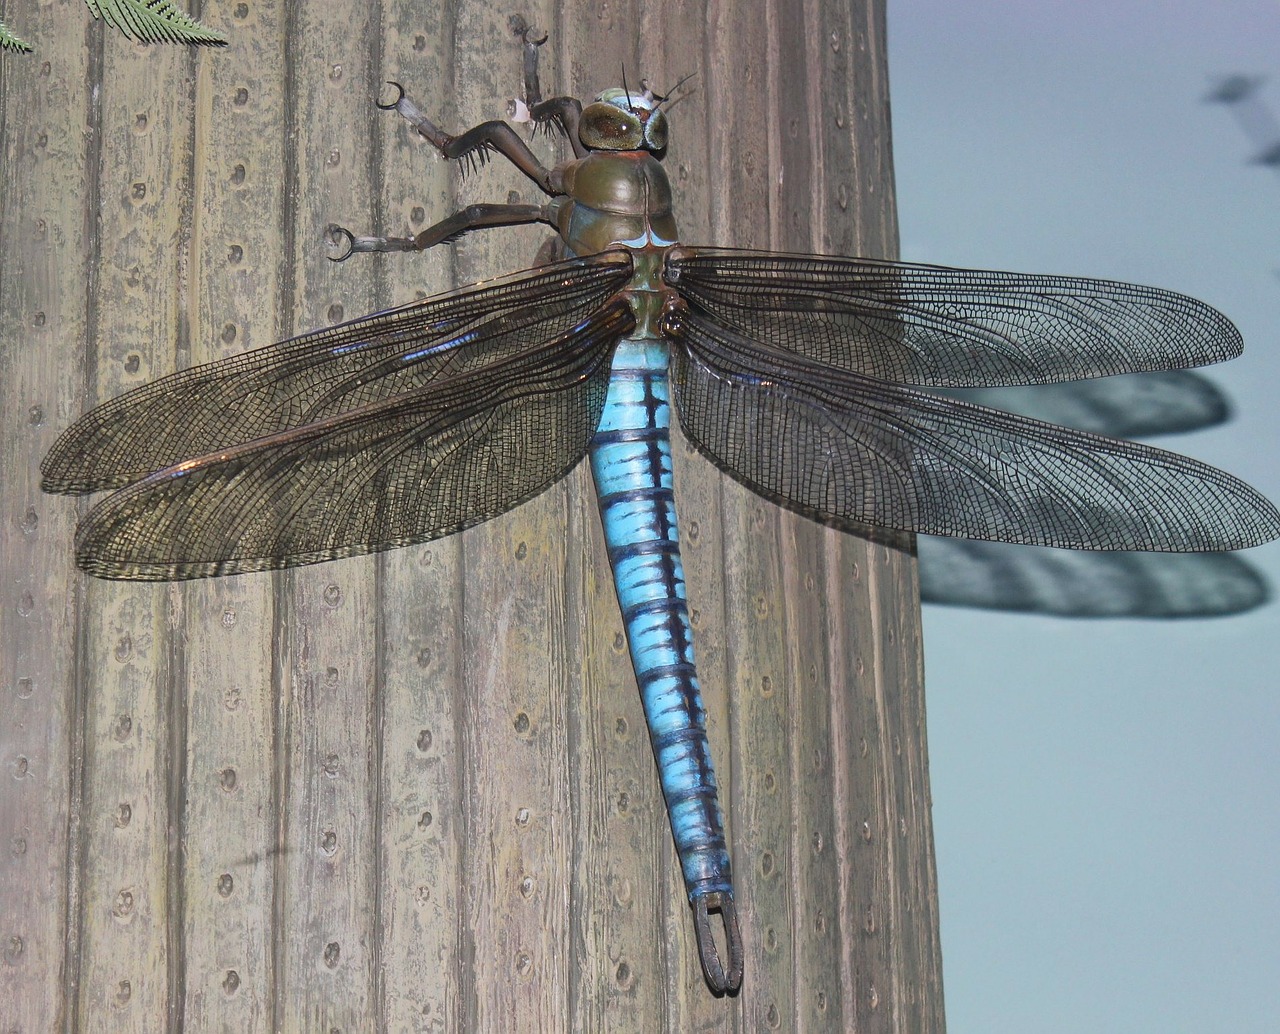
[887,4,1280,1032]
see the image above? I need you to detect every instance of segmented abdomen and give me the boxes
[588,335,732,902]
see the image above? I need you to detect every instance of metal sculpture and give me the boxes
[43,25,1280,994]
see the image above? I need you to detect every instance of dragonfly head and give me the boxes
[579,85,669,153]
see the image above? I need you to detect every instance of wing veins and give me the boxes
[74,299,635,579]
[665,247,1242,386]
[44,251,632,493]
[668,313,1280,552]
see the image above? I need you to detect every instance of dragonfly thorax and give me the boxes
[550,150,680,261]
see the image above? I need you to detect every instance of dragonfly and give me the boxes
[41,23,1280,996]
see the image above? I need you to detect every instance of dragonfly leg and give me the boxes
[507,15,585,157]
[326,203,555,261]
[374,81,559,194]
[326,225,411,261]
[693,891,744,995]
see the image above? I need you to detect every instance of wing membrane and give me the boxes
[44,251,632,492]
[665,247,1241,387]
[73,299,635,580]
[668,312,1280,552]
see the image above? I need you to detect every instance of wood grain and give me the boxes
[0,0,943,1029]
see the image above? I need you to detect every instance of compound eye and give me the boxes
[643,110,669,151]
[579,102,644,150]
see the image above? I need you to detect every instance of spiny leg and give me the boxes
[507,15,585,157]
[376,81,559,193]
[330,25,583,263]
[327,71,568,262]
[327,203,554,261]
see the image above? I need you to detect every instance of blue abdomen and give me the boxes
[587,335,732,902]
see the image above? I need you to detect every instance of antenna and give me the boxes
[621,63,637,112]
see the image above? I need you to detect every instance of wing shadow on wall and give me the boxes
[919,372,1270,618]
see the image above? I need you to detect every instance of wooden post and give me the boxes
[0,0,944,1029]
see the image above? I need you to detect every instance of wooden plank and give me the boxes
[0,2,95,1030]
[0,0,942,1028]
[767,22,852,1025]
[178,0,287,1027]
[447,9,574,1028]
[824,4,946,1030]
[371,6,465,1030]
[272,2,382,1027]
[765,14,851,1016]
[707,12,800,1025]
[71,31,197,1031]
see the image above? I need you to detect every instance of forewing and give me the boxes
[43,251,632,492]
[667,314,1280,552]
[74,299,635,580]
[664,247,1242,386]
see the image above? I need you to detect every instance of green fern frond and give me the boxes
[83,0,227,46]
[0,17,34,51]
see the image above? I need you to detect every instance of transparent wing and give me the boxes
[664,247,1242,387]
[667,313,1280,552]
[915,371,1260,617]
[72,299,635,580]
[43,251,633,493]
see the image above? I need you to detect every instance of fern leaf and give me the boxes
[0,17,34,51]
[83,0,227,46]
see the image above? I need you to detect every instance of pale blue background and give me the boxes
[888,4,1280,1032]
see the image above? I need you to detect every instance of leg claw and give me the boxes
[376,81,406,111]
[325,225,356,262]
